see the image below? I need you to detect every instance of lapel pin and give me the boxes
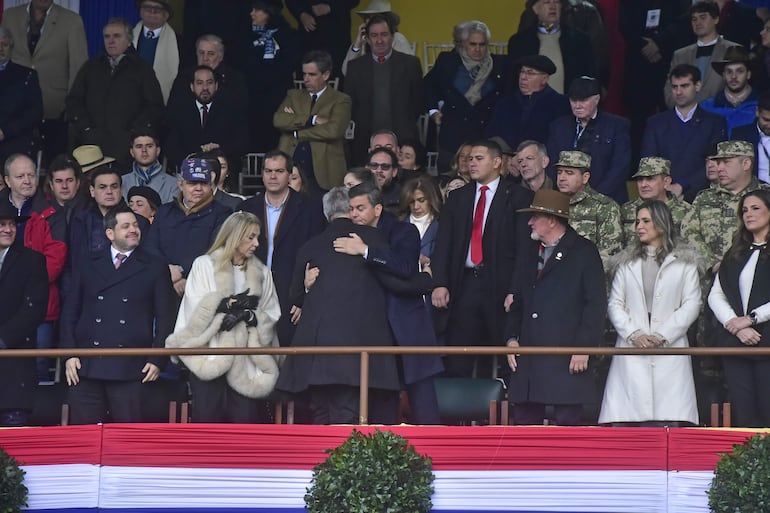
[555,252,563,261]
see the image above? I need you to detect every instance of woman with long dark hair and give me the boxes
[599,200,702,425]
[708,189,770,427]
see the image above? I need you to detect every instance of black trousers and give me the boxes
[722,356,770,427]
[189,374,268,423]
[66,378,144,424]
[308,384,400,425]
[512,402,585,426]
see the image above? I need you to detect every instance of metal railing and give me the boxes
[5,345,769,424]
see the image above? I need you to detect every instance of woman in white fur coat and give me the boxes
[166,211,281,423]
[599,200,703,426]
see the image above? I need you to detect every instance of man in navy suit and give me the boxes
[641,64,726,202]
[547,76,631,203]
[731,91,770,183]
[0,202,47,427]
[238,150,326,346]
[164,65,249,170]
[335,181,443,424]
[0,27,43,168]
[60,205,176,424]
[431,139,533,378]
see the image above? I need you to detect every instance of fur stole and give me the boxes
[166,251,282,398]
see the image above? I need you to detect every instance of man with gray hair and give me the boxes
[66,17,163,166]
[0,27,43,169]
[276,186,400,424]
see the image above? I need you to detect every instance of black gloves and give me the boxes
[221,310,252,331]
[217,289,260,313]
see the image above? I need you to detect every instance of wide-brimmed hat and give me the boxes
[489,136,515,156]
[632,157,671,178]
[554,150,591,170]
[517,189,570,219]
[135,0,173,19]
[357,0,400,26]
[708,140,754,160]
[516,54,557,75]
[711,46,751,75]
[72,145,116,173]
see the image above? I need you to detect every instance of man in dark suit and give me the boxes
[275,186,400,425]
[344,14,424,166]
[0,28,43,168]
[335,182,443,424]
[238,150,326,346]
[431,139,533,378]
[506,189,606,425]
[164,65,249,171]
[641,64,726,202]
[274,50,351,192]
[731,91,770,183]
[0,202,48,427]
[59,205,176,424]
[547,76,631,203]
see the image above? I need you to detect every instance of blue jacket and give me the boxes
[640,106,726,202]
[700,90,758,138]
[143,197,232,275]
[547,111,632,203]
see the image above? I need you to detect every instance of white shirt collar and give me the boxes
[675,104,697,123]
[110,246,135,261]
[696,36,720,47]
[144,26,162,39]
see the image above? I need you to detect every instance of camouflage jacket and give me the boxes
[568,185,623,264]
[621,193,693,245]
[681,178,770,270]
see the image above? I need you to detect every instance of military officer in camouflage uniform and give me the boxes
[682,141,769,273]
[621,157,693,244]
[555,150,623,266]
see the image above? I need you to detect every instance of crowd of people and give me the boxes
[2,0,770,428]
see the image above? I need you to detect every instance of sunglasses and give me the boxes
[367,162,393,171]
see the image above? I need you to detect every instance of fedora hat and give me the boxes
[357,0,391,15]
[517,189,570,219]
[711,46,751,75]
[72,145,116,173]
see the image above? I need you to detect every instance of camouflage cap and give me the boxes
[632,157,671,178]
[554,150,591,170]
[708,140,755,160]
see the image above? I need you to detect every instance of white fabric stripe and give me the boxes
[99,467,312,508]
[432,470,668,512]
[23,464,100,510]
[667,471,714,513]
[21,465,715,512]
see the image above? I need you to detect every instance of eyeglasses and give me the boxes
[367,162,393,171]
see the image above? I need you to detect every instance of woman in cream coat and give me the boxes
[166,211,281,423]
[599,200,703,425]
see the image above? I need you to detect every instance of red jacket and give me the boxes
[24,206,67,321]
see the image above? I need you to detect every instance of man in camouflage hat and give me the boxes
[621,157,693,245]
[682,140,769,273]
[555,150,623,266]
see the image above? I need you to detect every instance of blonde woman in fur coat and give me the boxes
[166,211,281,422]
[599,200,703,426]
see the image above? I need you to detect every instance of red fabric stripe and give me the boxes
[0,425,102,465]
[667,428,766,471]
[99,425,668,471]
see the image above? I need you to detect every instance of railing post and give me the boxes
[359,351,369,425]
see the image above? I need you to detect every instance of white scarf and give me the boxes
[410,213,433,239]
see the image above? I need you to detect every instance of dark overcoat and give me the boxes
[0,245,47,410]
[275,217,399,393]
[59,247,176,381]
[506,227,606,405]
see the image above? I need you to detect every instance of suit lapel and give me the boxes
[33,5,59,56]
[273,191,301,248]
[538,229,574,280]
[94,249,147,290]
[0,246,20,283]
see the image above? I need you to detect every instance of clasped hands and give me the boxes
[724,316,761,346]
[217,289,260,331]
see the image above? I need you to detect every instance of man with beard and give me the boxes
[701,46,759,137]
[164,65,249,172]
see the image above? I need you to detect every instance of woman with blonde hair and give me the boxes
[166,211,281,423]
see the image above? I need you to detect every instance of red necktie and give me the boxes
[201,103,208,127]
[470,185,488,265]
[377,55,386,64]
